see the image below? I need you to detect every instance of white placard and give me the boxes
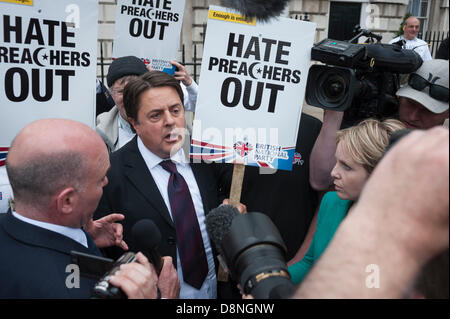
[0,0,98,154]
[191,6,316,171]
[112,0,185,75]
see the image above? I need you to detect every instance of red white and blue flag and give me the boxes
[0,147,8,167]
[191,140,295,170]
[233,141,252,157]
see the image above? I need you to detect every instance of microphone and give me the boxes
[132,219,163,276]
[205,205,240,254]
[219,0,291,21]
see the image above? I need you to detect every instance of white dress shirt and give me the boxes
[389,36,432,61]
[137,137,217,299]
[12,211,88,248]
[182,81,198,112]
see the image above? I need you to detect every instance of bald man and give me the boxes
[389,16,432,61]
[0,119,176,298]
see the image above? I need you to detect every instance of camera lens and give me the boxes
[322,74,347,102]
[306,65,356,112]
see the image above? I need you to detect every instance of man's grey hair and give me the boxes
[6,151,87,208]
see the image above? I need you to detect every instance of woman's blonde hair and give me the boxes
[336,118,406,174]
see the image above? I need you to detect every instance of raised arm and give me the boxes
[309,110,344,191]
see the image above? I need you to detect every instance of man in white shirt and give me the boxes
[389,16,432,61]
[96,56,199,152]
[94,71,228,299]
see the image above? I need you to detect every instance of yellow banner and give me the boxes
[208,9,256,26]
[0,0,33,5]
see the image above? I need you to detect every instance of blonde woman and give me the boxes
[289,118,406,284]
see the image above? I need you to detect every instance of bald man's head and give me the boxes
[6,119,108,213]
[403,16,420,40]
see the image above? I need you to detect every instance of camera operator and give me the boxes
[389,16,432,62]
[309,59,449,191]
[0,119,179,298]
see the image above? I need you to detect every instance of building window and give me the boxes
[407,0,430,37]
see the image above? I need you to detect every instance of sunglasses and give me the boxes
[408,73,449,102]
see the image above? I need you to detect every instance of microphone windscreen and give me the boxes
[205,205,240,247]
[131,219,162,250]
[219,0,290,21]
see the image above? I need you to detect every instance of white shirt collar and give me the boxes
[12,211,88,248]
[400,35,418,42]
[137,136,189,170]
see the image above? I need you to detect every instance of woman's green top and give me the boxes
[288,191,352,284]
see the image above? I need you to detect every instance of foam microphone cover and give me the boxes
[205,205,240,252]
[219,0,291,21]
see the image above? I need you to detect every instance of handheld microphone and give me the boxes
[219,0,290,21]
[132,219,163,276]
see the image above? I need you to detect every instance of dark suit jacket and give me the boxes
[94,136,221,267]
[0,211,99,298]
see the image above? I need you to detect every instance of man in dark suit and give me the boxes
[0,119,172,299]
[94,71,227,299]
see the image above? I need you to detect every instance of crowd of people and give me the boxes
[0,14,448,299]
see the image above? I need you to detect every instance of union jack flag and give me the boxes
[0,147,8,167]
[233,141,252,157]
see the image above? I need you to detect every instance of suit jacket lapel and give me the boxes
[122,138,175,228]
[2,211,95,256]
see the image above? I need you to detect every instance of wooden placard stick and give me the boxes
[217,162,245,282]
[229,162,245,207]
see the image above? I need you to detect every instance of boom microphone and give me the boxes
[132,219,163,275]
[219,0,291,21]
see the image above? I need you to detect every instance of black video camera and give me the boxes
[305,27,423,128]
[70,250,138,299]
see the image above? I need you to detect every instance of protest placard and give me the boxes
[191,5,316,172]
[0,0,98,151]
[112,0,185,74]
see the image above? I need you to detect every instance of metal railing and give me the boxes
[421,30,449,58]
[97,27,448,85]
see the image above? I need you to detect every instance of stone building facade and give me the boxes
[97,0,449,80]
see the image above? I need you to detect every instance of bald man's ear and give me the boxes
[56,187,78,215]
